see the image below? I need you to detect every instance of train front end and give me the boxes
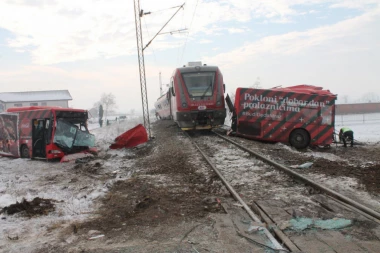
[171,63,226,130]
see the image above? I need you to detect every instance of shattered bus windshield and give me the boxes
[183,72,215,97]
[53,119,95,150]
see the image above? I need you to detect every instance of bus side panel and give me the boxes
[235,88,289,138]
[235,88,336,146]
[18,110,52,157]
[0,114,19,157]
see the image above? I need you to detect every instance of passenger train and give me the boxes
[154,62,226,130]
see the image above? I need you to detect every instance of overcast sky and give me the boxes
[0,0,379,113]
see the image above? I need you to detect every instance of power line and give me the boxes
[179,0,199,64]
[148,4,185,14]
[177,1,186,65]
[143,17,159,70]
[143,2,185,51]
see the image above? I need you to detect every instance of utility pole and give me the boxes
[133,1,185,139]
[159,72,163,96]
[134,0,151,138]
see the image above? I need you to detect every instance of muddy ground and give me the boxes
[14,120,380,252]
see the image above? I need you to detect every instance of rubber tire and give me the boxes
[20,145,30,158]
[289,129,310,149]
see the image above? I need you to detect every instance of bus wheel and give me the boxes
[20,145,30,158]
[290,129,310,149]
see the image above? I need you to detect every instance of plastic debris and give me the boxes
[60,152,94,163]
[88,234,105,240]
[288,217,352,231]
[289,162,313,169]
[109,124,148,149]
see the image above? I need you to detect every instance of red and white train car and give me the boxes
[155,62,226,130]
[154,92,171,120]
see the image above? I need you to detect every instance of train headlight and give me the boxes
[182,103,187,107]
[217,101,221,105]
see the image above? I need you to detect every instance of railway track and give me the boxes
[185,129,380,253]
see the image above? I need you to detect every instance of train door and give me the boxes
[32,119,49,158]
[169,76,175,120]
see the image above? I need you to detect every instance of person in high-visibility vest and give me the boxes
[339,127,354,147]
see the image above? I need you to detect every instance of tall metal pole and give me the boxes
[134,0,151,138]
[133,1,185,139]
[159,72,163,96]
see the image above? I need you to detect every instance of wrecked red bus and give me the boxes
[227,85,337,149]
[0,106,95,160]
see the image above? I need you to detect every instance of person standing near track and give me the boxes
[339,127,354,147]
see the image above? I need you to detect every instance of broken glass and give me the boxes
[53,119,95,151]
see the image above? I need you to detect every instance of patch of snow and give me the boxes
[308,173,380,212]
[0,117,144,251]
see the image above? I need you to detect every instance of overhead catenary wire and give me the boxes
[148,4,185,15]
[178,0,199,65]
[143,16,159,73]
[177,0,187,64]
[143,2,186,51]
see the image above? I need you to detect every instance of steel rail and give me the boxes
[184,132,288,252]
[213,131,380,221]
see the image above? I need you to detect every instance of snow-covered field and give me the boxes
[0,117,144,252]
[0,113,379,252]
[335,113,380,143]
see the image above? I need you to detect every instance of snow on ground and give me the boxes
[308,173,380,212]
[0,112,379,251]
[0,117,144,251]
[335,114,380,143]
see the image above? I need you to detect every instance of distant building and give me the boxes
[0,90,72,112]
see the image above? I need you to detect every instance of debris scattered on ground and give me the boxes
[1,197,55,217]
[289,162,313,169]
[88,234,105,240]
[136,196,154,209]
[282,217,352,231]
[61,152,94,163]
[109,124,148,149]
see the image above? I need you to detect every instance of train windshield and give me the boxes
[183,72,215,97]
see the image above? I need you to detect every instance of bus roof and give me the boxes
[6,106,87,113]
[271,84,337,97]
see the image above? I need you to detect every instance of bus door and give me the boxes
[32,119,50,158]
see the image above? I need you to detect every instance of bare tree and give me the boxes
[100,93,117,120]
[342,95,349,104]
[251,77,261,89]
[360,92,380,103]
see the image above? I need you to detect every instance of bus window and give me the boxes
[321,106,333,125]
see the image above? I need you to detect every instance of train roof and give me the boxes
[176,65,219,73]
